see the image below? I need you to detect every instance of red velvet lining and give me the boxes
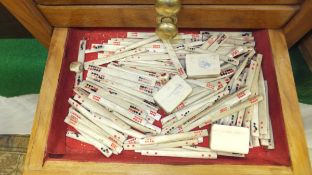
[46,28,290,166]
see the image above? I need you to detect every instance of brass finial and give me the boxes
[155,0,181,40]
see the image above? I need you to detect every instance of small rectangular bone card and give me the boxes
[210,124,250,154]
[185,54,220,78]
[153,75,192,113]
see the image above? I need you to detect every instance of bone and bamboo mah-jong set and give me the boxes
[46,28,289,165]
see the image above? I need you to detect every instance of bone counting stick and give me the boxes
[86,48,148,66]
[115,35,159,53]
[140,149,217,159]
[162,40,187,79]
[66,131,113,157]
[138,129,208,144]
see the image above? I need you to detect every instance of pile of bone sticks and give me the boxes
[65,31,274,159]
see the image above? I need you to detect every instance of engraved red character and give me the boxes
[206,83,214,89]
[92,95,101,102]
[149,110,156,116]
[71,110,81,119]
[176,103,185,110]
[113,41,120,45]
[131,32,138,37]
[178,68,185,76]
[69,116,78,125]
[153,45,160,48]
[237,91,246,99]
[231,49,240,57]
[220,107,228,113]
[133,116,143,123]
[110,143,117,150]
[249,97,258,104]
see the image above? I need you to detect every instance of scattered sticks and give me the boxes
[65,31,274,159]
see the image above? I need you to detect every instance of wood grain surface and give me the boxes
[283,0,312,48]
[269,29,312,175]
[25,161,293,175]
[23,28,68,172]
[38,5,299,29]
[0,4,32,38]
[299,32,312,71]
[34,0,302,5]
[1,0,52,48]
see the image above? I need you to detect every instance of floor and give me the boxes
[0,135,28,175]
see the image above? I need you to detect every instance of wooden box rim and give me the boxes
[22,28,312,175]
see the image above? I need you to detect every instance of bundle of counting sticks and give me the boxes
[65,31,275,159]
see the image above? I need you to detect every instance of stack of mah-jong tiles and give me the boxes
[65,31,274,159]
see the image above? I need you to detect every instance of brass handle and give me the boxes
[155,0,181,40]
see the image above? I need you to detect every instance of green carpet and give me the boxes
[0,39,47,97]
[0,39,311,104]
[289,45,312,104]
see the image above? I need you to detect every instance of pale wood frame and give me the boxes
[37,5,298,29]
[22,28,311,175]
[283,0,312,47]
[1,0,310,48]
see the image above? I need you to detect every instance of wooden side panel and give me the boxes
[34,0,302,5]
[23,161,293,175]
[269,30,312,175]
[283,0,312,48]
[0,4,32,38]
[1,0,52,48]
[38,5,298,29]
[299,32,312,71]
[23,28,68,172]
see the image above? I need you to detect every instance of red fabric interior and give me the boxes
[46,28,290,166]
